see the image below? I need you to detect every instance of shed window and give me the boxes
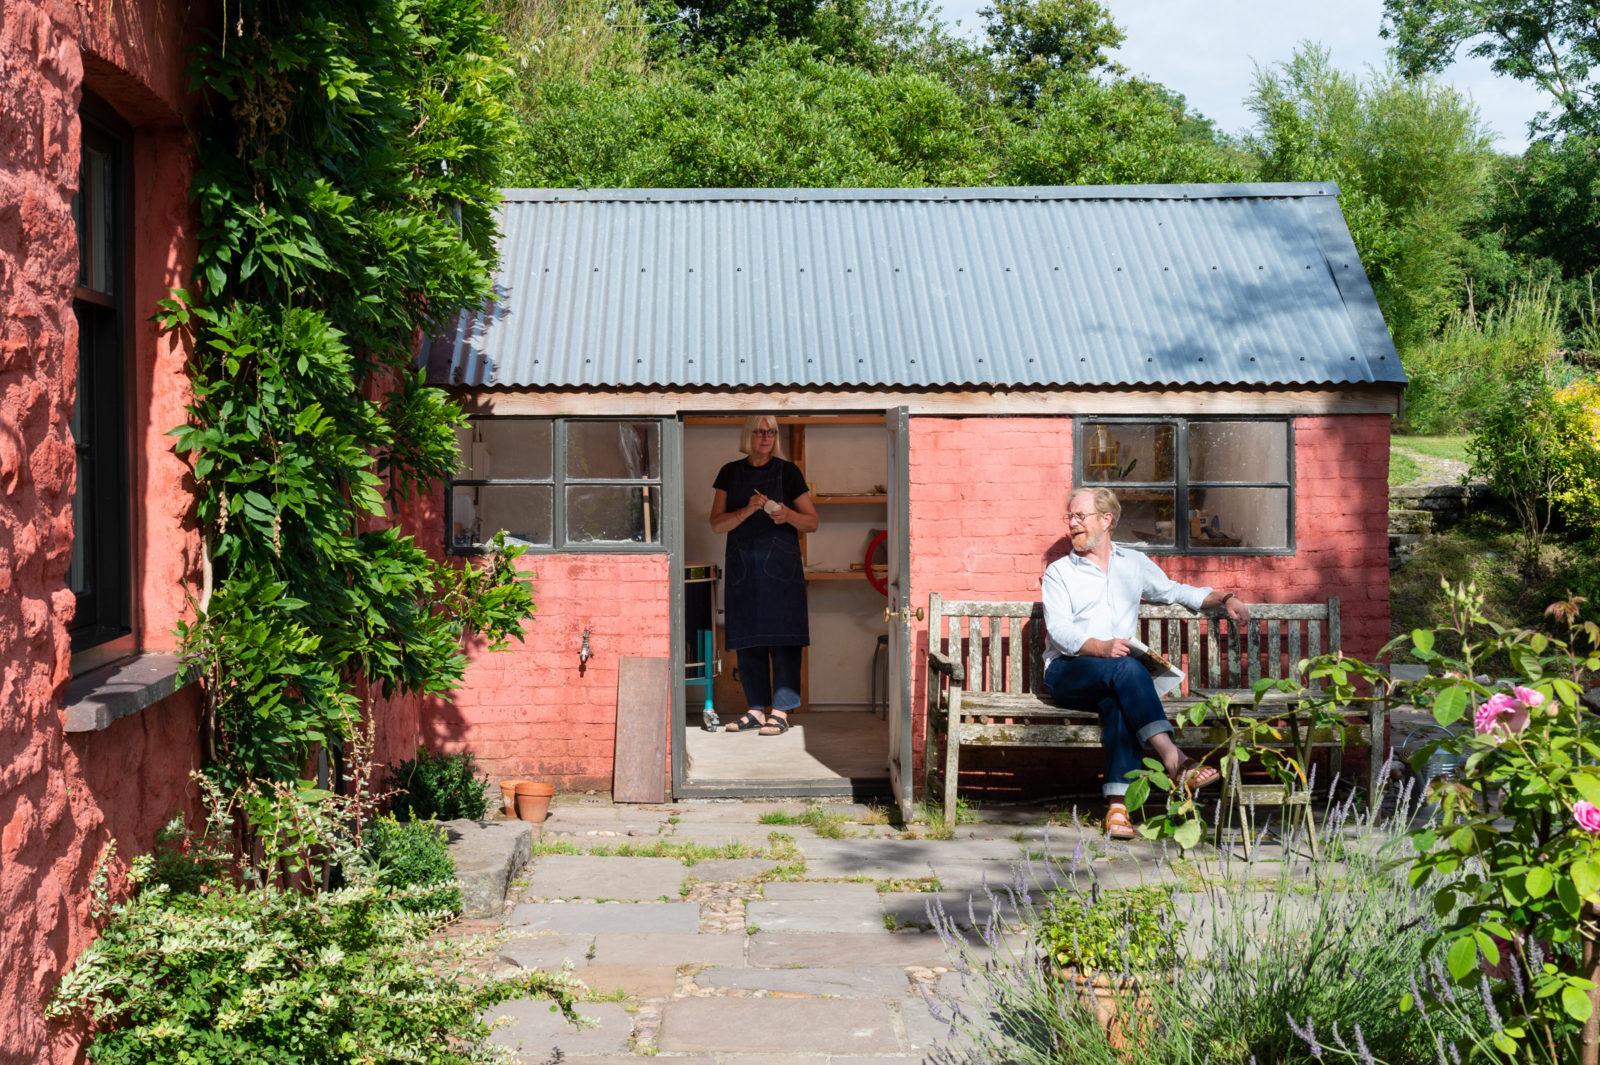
[449,417,663,552]
[1076,418,1293,553]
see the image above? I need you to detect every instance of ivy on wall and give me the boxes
[161,0,532,783]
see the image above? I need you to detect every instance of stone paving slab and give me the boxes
[667,823,796,847]
[568,963,679,999]
[656,998,899,1055]
[746,900,888,935]
[898,996,955,1052]
[748,932,950,969]
[761,882,882,904]
[525,855,687,901]
[545,822,673,839]
[685,858,778,881]
[501,932,747,968]
[485,1000,634,1060]
[670,803,806,823]
[508,902,701,934]
[522,1058,710,1065]
[694,965,915,997]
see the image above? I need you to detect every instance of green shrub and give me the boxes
[388,747,490,822]
[362,815,462,914]
[1403,282,1566,434]
[49,774,576,1063]
[1038,885,1179,973]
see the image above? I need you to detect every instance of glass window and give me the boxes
[448,417,665,552]
[1077,418,1293,554]
[69,97,132,653]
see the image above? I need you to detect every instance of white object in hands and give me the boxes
[1126,637,1186,698]
[763,499,782,515]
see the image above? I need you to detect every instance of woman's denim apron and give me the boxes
[721,458,809,650]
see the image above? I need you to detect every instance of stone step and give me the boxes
[1387,508,1434,535]
[441,818,533,919]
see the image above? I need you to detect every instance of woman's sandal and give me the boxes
[1178,760,1220,792]
[1103,804,1136,840]
[759,711,791,736]
[725,712,766,733]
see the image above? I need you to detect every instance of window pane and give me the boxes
[567,421,660,480]
[1188,488,1290,550]
[459,419,551,480]
[451,484,552,549]
[1110,490,1175,547]
[567,485,661,543]
[1082,422,1174,482]
[88,146,113,295]
[1188,421,1288,482]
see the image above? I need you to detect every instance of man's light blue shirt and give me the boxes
[1041,544,1211,667]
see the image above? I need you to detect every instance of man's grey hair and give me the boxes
[1071,485,1121,527]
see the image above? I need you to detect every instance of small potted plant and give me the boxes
[1038,884,1181,1052]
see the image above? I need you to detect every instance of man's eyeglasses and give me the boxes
[1066,511,1103,525]
[751,428,778,437]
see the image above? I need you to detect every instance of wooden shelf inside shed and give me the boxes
[812,493,886,505]
[805,566,885,582]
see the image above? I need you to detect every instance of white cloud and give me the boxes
[934,0,1549,151]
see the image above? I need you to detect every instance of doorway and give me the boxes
[671,412,907,800]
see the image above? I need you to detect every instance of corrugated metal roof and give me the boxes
[430,184,1405,391]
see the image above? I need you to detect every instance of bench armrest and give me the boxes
[927,649,965,685]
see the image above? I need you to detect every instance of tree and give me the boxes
[980,0,1123,104]
[1247,45,1495,350]
[1383,0,1600,137]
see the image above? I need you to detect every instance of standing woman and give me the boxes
[710,415,820,735]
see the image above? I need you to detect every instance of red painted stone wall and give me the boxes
[423,553,673,793]
[1,2,207,1060]
[906,413,1391,796]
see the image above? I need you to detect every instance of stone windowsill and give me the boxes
[63,653,188,733]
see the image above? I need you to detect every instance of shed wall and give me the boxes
[906,412,1391,793]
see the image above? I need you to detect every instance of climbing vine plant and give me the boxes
[161,0,531,783]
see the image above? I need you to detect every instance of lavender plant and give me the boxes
[921,792,1482,1065]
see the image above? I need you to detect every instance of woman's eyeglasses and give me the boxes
[751,428,778,437]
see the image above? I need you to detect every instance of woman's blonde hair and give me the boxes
[738,415,784,458]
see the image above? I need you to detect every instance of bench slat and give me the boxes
[1267,619,1281,682]
[1139,603,1330,620]
[938,600,1039,618]
[1007,616,1021,693]
[1248,618,1261,685]
[988,615,1002,694]
[1289,621,1301,672]
[958,689,1331,716]
[959,722,1369,748]
[1207,617,1221,689]
[1186,617,1200,696]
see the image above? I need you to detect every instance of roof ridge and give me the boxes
[499,182,1340,204]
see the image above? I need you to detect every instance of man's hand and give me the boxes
[769,503,789,525]
[1224,596,1251,624]
[1082,638,1131,658]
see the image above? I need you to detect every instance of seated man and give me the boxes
[1042,487,1251,839]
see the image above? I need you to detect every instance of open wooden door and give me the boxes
[884,406,915,821]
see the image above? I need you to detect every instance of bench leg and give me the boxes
[943,689,963,828]
[1368,697,1388,820]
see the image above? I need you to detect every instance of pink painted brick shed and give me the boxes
[421,185,1404,816]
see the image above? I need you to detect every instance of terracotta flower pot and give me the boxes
[1056,968,1165,1054]
[499,780,526,818]
[513,781,556,823]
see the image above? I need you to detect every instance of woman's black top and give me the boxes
[714,456,810,650]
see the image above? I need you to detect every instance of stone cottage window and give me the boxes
[1076,418,1293,554]
[449,417,664,552]
[69,94,132,654]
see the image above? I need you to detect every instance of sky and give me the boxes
[935,0,1550,152]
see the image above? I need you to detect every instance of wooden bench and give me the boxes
[925,595,1384,830]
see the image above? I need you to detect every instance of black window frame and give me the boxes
[1073,416,1296,556]
[447,416,669,555]
[69,94,133,654]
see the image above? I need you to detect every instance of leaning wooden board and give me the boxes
[613,655,670,803]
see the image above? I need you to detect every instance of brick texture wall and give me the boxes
[907,413,1391,798]
[423,552,673,793]
[1,2,206,1060]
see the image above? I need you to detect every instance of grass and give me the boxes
[528,837,791,866]
[758,804,853,838]
[1388,448,1422,486]
[1393,434,1470,462]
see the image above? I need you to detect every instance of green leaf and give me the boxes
[1445,935,1478,980]
[1526,866,1554,898]
[1433,685,1468,726]
[1574,773,1600,808]
[1573,859,1600,899]
[1564,985,1594,1022]
[1411,628,1435,655]
[1124,777,1150,813]
[1172,820,1202,850]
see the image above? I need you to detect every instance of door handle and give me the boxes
[883,606,924,623]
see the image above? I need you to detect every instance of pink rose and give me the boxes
[1475,692,1519,733]
[1576,801,1600,834]
[1514,686,1546,708]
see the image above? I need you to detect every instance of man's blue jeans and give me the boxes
[1044,655,1174,798]
[736,645,803,712]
